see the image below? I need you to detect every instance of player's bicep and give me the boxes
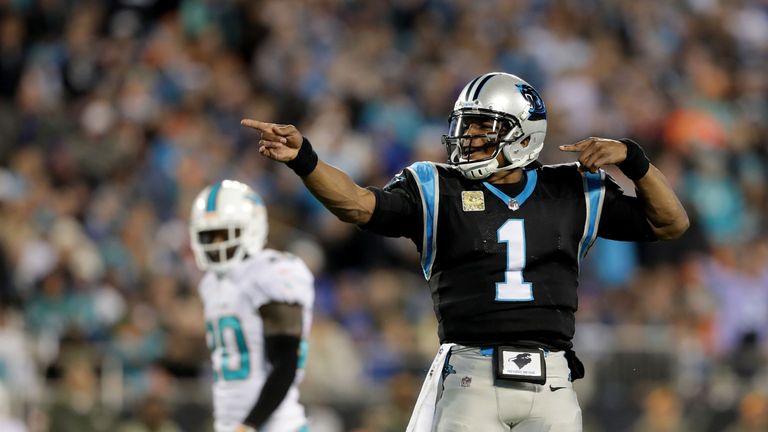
[360,188,421,239]
[259,302,303,337]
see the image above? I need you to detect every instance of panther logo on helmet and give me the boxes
[516,84,546,121]
[442,72,548,180]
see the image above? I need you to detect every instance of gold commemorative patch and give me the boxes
[462,191,485,211]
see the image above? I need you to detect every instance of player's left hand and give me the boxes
[559,137,628,173]
[234,424,256,432]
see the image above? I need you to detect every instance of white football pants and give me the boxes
[432,345,582,432]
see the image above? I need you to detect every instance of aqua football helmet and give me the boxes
[189,180,267,273]
[442,72,548,180]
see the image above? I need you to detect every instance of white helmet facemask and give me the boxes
[189,180,268,274]
[442,72,548,180]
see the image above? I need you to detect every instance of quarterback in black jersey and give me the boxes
[243,72,689,432]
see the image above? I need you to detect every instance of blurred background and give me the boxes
[0,0,766,431]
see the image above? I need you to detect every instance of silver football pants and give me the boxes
[432,345,582,432]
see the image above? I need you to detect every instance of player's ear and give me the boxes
[520,137,531,148]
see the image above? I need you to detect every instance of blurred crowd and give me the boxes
[0,0,766,431]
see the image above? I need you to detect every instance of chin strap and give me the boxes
[454,136,540,180]
[458,154,536,180]
[459,158,499,180]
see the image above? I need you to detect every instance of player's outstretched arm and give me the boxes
[560,137,689,240]
[241,119,375,224]
[239,302,303,430]
[630,164,689,239]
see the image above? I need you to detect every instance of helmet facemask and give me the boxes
[195,225,247,272]
[442,111,525,180]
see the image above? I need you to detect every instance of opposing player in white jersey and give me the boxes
[190,180,314,432]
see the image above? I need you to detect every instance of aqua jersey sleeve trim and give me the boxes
[578,170,606,265]
[406,162,439,280]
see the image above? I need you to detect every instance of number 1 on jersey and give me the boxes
[496,219,533,301]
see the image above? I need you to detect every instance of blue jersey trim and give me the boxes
[406,162,439,280]
[482,169,538,208]
[578,171,605,261]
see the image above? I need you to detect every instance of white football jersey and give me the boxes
[198,249,314,432]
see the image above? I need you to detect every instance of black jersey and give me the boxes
[362,162,655,350]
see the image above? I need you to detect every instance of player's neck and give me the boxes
[487,167,524,184]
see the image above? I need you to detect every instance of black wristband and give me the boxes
[616,138,650,180]
[285,137,319,177]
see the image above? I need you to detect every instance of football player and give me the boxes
[242,72,688,431]
[190,180,313,432]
